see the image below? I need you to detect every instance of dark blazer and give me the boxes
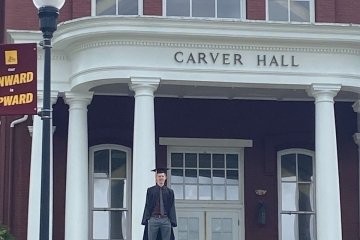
[142,185,177,240]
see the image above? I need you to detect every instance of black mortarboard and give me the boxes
[151,167,169,174]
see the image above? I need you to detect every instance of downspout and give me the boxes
[7,115,28,229]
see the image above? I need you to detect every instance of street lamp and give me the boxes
[32,0,65,239]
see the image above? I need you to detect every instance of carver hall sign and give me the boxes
[0,43,37,115]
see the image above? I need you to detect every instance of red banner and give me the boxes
[0,43,37,115]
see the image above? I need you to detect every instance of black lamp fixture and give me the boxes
[32,0,65,239]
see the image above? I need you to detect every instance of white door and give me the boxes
[206,211,239,240]
[175,211,205,240]
[175,210,239,240]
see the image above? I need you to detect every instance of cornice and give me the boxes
[75,39,360,55]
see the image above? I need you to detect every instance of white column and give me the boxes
[308,84,342,240]
[352,100,360,236]
[64,92,93,240]
[27,91,58,240]
[129,77,160,240]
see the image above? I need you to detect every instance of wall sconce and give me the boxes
[255,189,267,196]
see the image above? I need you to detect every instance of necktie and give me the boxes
[160,187,165,216]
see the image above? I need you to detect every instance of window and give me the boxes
[170,150,241,201]
[165,0,244,19]
[90,145,131,240]
[267,0,314,22]
[278,149,316,240]
[94,0,138,15]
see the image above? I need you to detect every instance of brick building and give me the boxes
[1,0,360,239]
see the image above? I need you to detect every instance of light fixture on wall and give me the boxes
[32,0,65,239]
[255,189,267,196]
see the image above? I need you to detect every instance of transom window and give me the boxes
[267,0,314,22]
[170,151,240,201]
[278,149,316,240]
[94,0,138,15]
[165,0,244,19]
[90,145,131,240]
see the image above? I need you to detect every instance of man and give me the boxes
[142,168,177,240]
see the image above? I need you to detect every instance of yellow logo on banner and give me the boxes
[5,50,18,65]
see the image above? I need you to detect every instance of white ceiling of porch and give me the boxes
[90,83,359,102]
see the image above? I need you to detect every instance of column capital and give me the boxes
[64,92,94,108]
[129,77,160,95]
[307,84,341,102]
[37,90,59,107]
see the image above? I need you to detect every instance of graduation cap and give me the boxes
[151,167,169,174]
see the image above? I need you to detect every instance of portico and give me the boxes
[7,16,360,240]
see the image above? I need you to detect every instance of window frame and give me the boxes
[266,0,315,23]
[91,0,142,16]
[163,0,247,20]
[89,144,132,240]
[277,148,316,240]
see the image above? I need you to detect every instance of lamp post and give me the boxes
[32,0,65,239]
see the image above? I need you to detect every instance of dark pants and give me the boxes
[148,217,171,240]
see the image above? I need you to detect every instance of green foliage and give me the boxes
[0,225,15,240]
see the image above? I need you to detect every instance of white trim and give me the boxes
[163,142,247,240]
[159,137,253,148]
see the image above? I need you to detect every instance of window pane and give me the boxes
[298,154,313,181]
[290,0,310,22]
[281,154,296,181]
[111,150,127,178]
[94,178,110,208]
[193,0,215,17]
[199,185,211,200]
[213,185,225,200]
[199,153,211,168]
[94,150,109,177]
[167,0,190,16]
[213,154,225,168]
[185,153,197,168]
[213,170,225,184]
[189,217,200,232]
[226,154,238,168]
[118,0,138,15]
[281,214,296,240]
[299,183,313,211]
[199,170,211,184]
[171,153,183,167]
[96,0,116,15]
[173,184,184,199]
[111,179,126,208]
[185,169,197,183]
[185,185,198,200]
[226,185,239,200]
[218,0,240,18]
[299,214,315,240]
[171,169,184,183]
[226,170,239,184]
[93,211,109,238]
[282,182,297,211]
[269,0,288,21]
[111,211,127,239]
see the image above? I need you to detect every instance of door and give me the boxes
[175,210,239,240]
[206,211,239,240]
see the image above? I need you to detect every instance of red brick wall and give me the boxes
[144,0,162,15]
[247,0,266,20]
[3,0,91,41]
[335,0,360,23]
[316,0,336,22]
